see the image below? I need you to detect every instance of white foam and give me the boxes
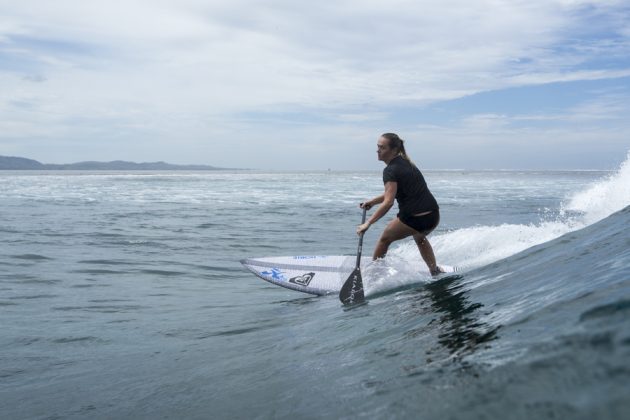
[423,221,571,269]
[363,255,425,295]
[564,150,630,225]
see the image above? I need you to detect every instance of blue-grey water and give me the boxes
[1,156,630,419]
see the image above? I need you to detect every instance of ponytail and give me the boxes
[399,141,413,164]
[381,132,414,165]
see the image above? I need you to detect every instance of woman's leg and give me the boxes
[413,233,439,274]
[373,217,417,259]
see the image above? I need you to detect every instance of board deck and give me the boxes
[241,255,456,296]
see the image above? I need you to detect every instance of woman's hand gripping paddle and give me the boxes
[339,207,368,305]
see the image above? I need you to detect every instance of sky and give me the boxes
[1,0,629,170]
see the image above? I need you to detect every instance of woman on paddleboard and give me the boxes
[357,133,444,276]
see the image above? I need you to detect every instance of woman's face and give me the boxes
[377,136,397,163]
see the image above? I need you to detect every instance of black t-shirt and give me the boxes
[383,156,439,216]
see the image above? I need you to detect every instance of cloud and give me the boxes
[4,0,627,106]
[0,0,629,168]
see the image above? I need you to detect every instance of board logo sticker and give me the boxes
[289,272,315,286]
[261,268,286,281]
[293,256,327,260]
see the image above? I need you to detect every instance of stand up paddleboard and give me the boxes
[240,255,456,296]
[241,209,456,301]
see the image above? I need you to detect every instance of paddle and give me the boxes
[339,207,368,305]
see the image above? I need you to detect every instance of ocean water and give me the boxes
[1,154,630,419]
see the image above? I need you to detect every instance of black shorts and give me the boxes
[398,210,440,234]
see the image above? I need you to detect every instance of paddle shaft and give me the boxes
[339,207,369,305]
[355,207,368,269]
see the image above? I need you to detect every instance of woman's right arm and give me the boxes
[356,182,396,235]
[360,195,384,209]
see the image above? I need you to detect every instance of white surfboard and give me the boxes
[240,255,456,296]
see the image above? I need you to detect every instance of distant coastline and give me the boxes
[0,155,236,171]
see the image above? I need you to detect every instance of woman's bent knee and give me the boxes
[413,233,426,243]
[377,235,393,246]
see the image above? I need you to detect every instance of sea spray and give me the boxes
[564,150,630,224]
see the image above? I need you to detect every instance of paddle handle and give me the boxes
[355,207,367,269]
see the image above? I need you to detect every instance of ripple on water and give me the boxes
[0,274,59,284]
[9,294,58,300]
[71,269,129,275]
[0,368,27,379]
[51,336,104,344]
[140,269,185,276]
[77,259,136,266]
[17,278,62,285]
[11,254,53,261]
[579,299,630,322]
[52,305,145,313]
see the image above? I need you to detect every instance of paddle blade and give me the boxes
[339,268,365,305]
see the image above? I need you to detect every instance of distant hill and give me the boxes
[0,156,45,170]
[0,155,231,171]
